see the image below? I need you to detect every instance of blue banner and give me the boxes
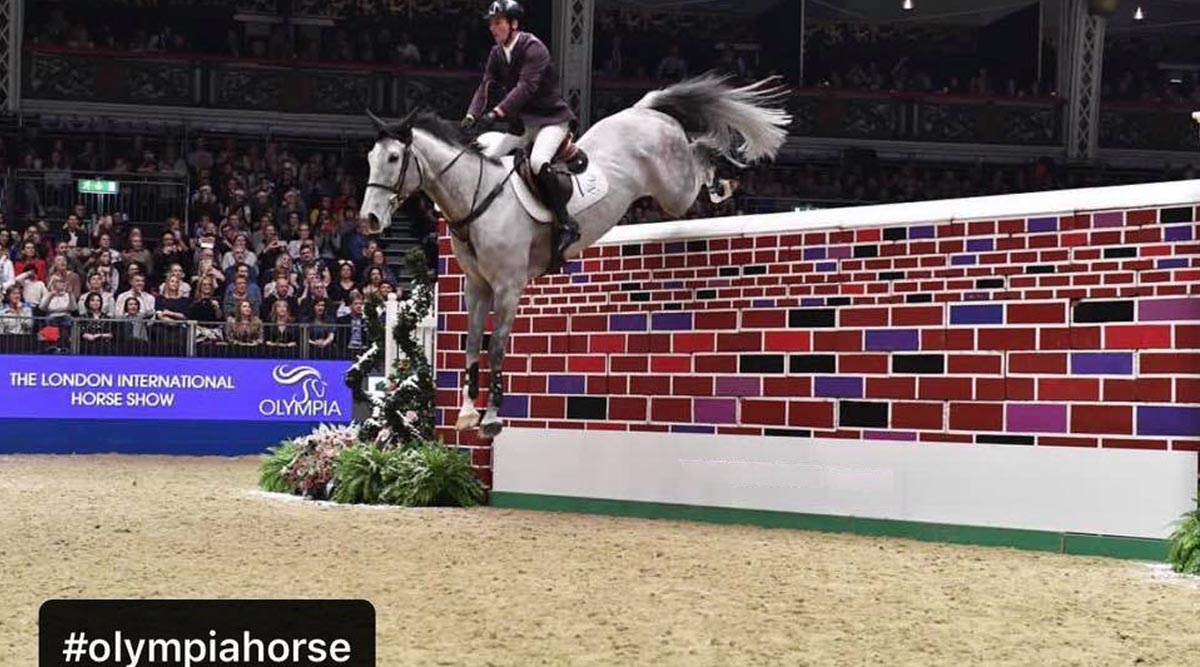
[0,355,353,422]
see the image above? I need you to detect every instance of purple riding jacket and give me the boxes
[468,31,575,129]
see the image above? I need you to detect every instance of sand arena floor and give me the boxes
[1,454,1198,667]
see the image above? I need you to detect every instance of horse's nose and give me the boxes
[366,212,382,233]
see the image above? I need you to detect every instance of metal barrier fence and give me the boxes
[9,171,189,226]
[0,315,368,361]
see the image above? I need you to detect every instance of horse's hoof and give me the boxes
[479,420,503,439]
[456,409,481,431]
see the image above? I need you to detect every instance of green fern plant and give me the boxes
[259,440,298,494]
[384,442,484,508]
[332,443,406,505]
[1167,499,1200,575]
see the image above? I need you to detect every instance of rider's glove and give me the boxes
[475,110,499,132]
[460,114,477,129]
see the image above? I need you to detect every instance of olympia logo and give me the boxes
[259,365,344,418]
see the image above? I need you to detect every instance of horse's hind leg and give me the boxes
[456,275,492,431]
[479,281,525,439]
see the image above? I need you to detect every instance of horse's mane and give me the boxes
[406,111,501,165]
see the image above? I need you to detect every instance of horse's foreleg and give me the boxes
[479,281,525,439]
[456,276,492,431]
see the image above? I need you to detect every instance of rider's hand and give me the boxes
[475,110,499,132]
[460,114,476,129]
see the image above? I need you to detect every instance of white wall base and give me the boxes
[493,429,1197,540]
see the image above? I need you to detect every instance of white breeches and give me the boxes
[476,122,569,173]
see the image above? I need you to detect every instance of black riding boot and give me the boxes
[536,164,581,274]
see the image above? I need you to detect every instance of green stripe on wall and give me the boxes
[490,492,1168,562]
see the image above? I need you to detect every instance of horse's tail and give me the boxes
[634,73,791,165]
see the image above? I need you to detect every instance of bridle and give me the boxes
[364,131,518,235]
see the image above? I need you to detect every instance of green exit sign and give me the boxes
[77,179,119,195]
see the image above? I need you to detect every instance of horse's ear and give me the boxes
[366,108,390,134]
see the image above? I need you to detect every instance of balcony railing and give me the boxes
[22,46,1200,152]
[10,170,189,225]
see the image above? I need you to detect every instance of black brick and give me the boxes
[1161,206,1193,224]
[892,354,946,374]
[906,294,933,303]
[687,240,708,253]
[1026,265,1056,274]
[976,278,1005,289]
[765,428,813,438]
[1103,247,1136,259]
[839,401,889,428]
[883,227,907,241]
[977,434,1034,446]
[621,282,641,291]
[827,297,851,306]
[853,245,879,258]
[1074,300,1134,323]
[739,355,785,374]
[567,397,607,420]
[621,244,642,256]
[744,265,767,276]
[789,354,837,373]
[696,289,717,300]
[719,267,740,277]
[788,308,836,328]
[880,271,905,281]
[631,292,650,302]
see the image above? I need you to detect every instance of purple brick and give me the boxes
[1165,225,1194,242]
[866,329,919,351]
[1137,406,1200,437]
[572,274,590,284]
[1093,211,1124,228]
[967,238,994,252]
[499,395,529,418]
[1007,404,1068,433]
[652,312,693,331]
[909,225,935,239]
[664,281,684,289]
[709,279,731,288]
[1071,352,1134,375]
[804,247,826,260]
[817,262,837,273]
[753,299,775,308]
[1158,258,1190,269]
[716,377,761,396]
[438,314,447,332]
[1139,298,1200,322]
[964,292,991,301]
[548,375,586,394]
[1028,217,1058,233]
[801,297,825,307]
[828,246,852,259]
[665,242,685,253]
[865,430,918,442]
[694,398,738,424]
[951,255,978,266]
[438,258,448,275]
[565,261,583,274]
[609,313,647,331]
[672,425,715,434]
[436,371,459,389]
[950,304,1004,325]
[814,376,864,398]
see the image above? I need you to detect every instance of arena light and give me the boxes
[1133,5,1144,20]
[902,0,914,10]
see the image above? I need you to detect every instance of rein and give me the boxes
[365,137,518,236]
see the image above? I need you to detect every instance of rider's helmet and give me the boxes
[484,0,524,21]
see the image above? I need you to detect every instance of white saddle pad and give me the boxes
[503,156,610,224]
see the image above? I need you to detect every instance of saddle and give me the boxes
[515,133,590,208]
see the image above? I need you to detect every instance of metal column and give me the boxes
[1061,0,1107,161]
[552,0,595,132]
[0,0,22,112]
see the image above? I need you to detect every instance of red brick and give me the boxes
[978,327,1036,350]
[839,354,889,374]
[717,332,762,352]
[674,333,716,353]
[532,356,567,372]
[611,355,648,373]
[695,310,739,330]
[840,307,890,327]
[512,335,550,354]
[609,397,647,421]
[949,402,1004,431]
[569,355,606,373]
[650,356,691,374]
[673,376,714,396]
[1142,352,1200,374]
[1038,378,1100,401]
[763,376,810,397]
[1103,379,1137,402]
[1071,405,1133,435]
[892,402,944,430]
[920,378,973,400]
[1070,326,1102,349]
[921,433,974,443]
[1006,378,1036,400]
[1039,327,1073,349]
[590,334,626,353]
[1178,325,1200,349]
[813,330,863,351]
[585,376,609,394]
[764,331,812,352]
[1178,379,1200,402]
[741,309,786,328]
[1126,209,1157,225]
[568,336,589,354]
[742,399,789,425]
[788,400,835,428]
[947,354,1002,374]
[1007,302,1067,324]
[893,305,944,326]
[1009,352,1067,374]
[651,398,692,422]
[1104,324,1172,350]
[630,374,671,396]
[1135,378,1173,402]
[867,377,916,399]
[695,354,738,373]
[571,314,607,331]
[976,378,1007,400]
[1172,440,1200,452]
[531,396,566,419]
[1103,438,1167,450]
[856,228,882,243]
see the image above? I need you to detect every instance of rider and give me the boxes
[461,0,581,273]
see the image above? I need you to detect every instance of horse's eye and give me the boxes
[388,154,400,163]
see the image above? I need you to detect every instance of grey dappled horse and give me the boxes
[360,73,792,438]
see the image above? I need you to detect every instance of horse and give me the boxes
[360,73,792,439]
